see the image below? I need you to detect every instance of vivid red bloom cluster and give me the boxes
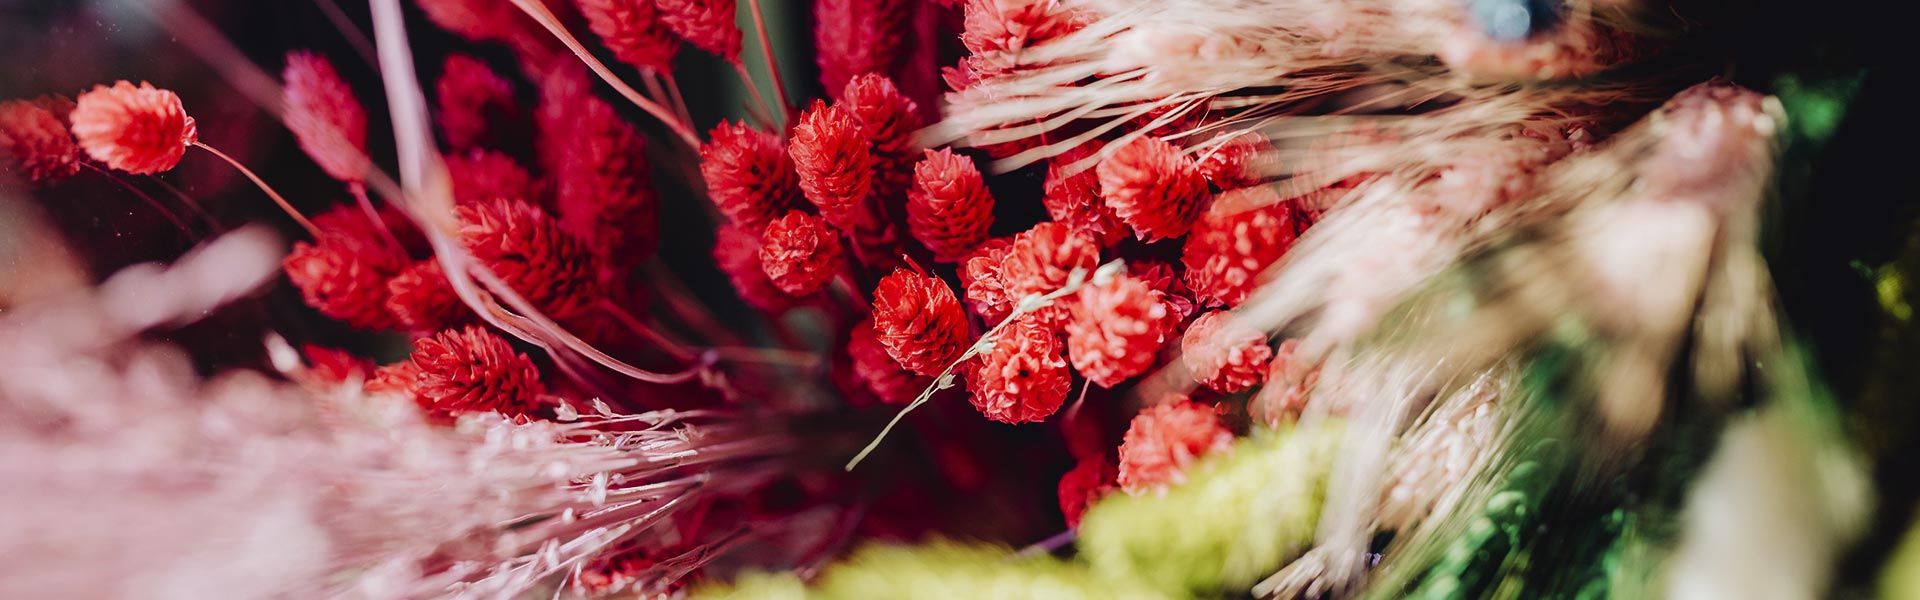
[1182,311,1274,394]
[701,120,797,230]
[655,0,741,61]
[446,148,539,206]
[0,98,80,184]
[759,210,844,296]
[849,317,932,405]
[713,223,796,312]
[1097,136,1211,241]
[1117,400,1235,495]
[967,316,1072,424]
[1066,273,1173,388]
[906,148,995,262]
[371,325,547,419]
[1042,143,1127,246]
[790,101,873,229]
[435,54,519,151]
[283,51,369,183]
[458,197,606,322]
[577,0,680,72]
[870,268,969,376]
[285,232,407,330]
[1182,186,1301,307]
[387,259,469,333]
[813,0,911,98]
[545,69,658,268]
[1057,455,1117,528]
[69,81,197,175]
[996,221,1099,326]
[841,74,922,199]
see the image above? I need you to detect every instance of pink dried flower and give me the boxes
[1181,310,1272,394]
[960,236,1017,322]
[1096,136,1209,241]
[1065,274,1171,387]
[789,100,874,229]
[387,259,470,333]
[0,99,80,184]
[458,198,605,322]
[701,120,799,230]
[284,233,407,330]
[1117,400,1234,494]
[446,148,538,206]
[654,0,741,61]
[759,210,845,296]
[1000,221,1099,328]
[1182,186,1299,308]
[967,315,1071,424]
[813,0,911,98]
[1196,132,1273,191]
[70,81,197,175]
[849,317,932,405]
[379,325,547,419]
[960,0,1089,57]
[713,223,797,312]
[871,268,970,377]
[435,54,519,151]
[283,51,369,183]
[1042,142,1128,246]
[551,88,658,266]
[841,74,922,200]
[1057,455,1116,528]
[576,0,681,72]
[906,148,995,262]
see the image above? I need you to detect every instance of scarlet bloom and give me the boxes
[960,0,1091,57]
[378,325,547,419]
[283,51,369,183]
[312,203,428,256]
[0,99,80,184]
[841,74,922,199]
[813,0,911,99]
[435,54,519,151]
[713,224,797,312]
[871,268,970,377]
[457,198,604,322]
[284,232,407,330]
[446,148,538,206]
[1000,222,1100,327]
[300,344,375,385]
[1181,311,1273,394]
[70,81,197,175]
[967,316,1072,424]
[959,236,1017,322]
[1065,274,1172,387]
[758,210,844,296]
[1057,456,1116,528]
[906,148,995,262]
[415,0,519,41]
[1117,400,1234,494]
[550,92,657,266]
[1196,132,1272,191]
[1129,260,1197,322]
[1182,186,1299,307]
[655,0,741,61]
[387,259,470,333]
[700,120,798,230]
[849,317,932,405]
[1096,136,1209,241]
[789,101,873,229]
[576,0,680,72]
[1042,142,1128,246]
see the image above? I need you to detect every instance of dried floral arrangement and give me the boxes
[1,0,1916,598]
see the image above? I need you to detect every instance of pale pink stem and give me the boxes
[349,182,407,253]
[506,0,701,148]
[661,71,698,130]
[598,299,699,364]
[191,141,322,238]
[147,176,225,232]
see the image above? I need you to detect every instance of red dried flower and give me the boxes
[1000,221,1099,328]
[871,268,969,376]
[458,197,605,322]
[966,315,1071,424]
[813,0,910,99]
[1096,136,1209,241]
[0,99,80,184]
[1181,186,1299,308]
[700,120,798,230]
[841,74,922,200]
[551,90,658,266]
[655,0,741,61]
[445,148,538,206]
[758,210,845,296]
[283,51,369,183]
[300,344,376,385]
[713,223,797,312]
[1129,260,1197,322]
[789,101,873,229]
[70,81,197,175]
[906,148,995,262]
[312,203,429,256]
[1057,456,1116,528]
[576,0,681,72]
[1181,311,1272,394]
[435,54,519,151]
[849,317,932,405]
[387,259,470,333]
[1065,274,1171,387]
[284,232,407,330]
[1196,132,1272,191]
[1042,142,1127,246]
[384,325,547,419]
[1117,400,1234,494]
[960,0,1089,57]
[960,236,1016,323]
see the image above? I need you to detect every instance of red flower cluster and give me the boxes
[1117,400,1235,494]
[458,197,606,322]
[758,210,844,296]
[284,232,407,330]
[655,0,741,62]
[435,54,519,151]
[813,0,910,99]
[1181,311,1273,394]
[0,98,79,184]
[701,120,797,230]
[283,51,369,183]
[790,101,873,229]
[997,221,1099,326]
[870,268,969,376]
[966,316,1071,424]
[906,148,995,262]
[446,148,539,206]
[1097,136,1211,241]
[849,317,932,405]
[1066,273,1173,388]
[577,0,680,72]
[1182,186,1301,307]
[70,81,197,175]
[371,326,547,419]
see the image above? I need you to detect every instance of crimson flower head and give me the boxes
[1197,132,1273,191]
[790,100,873,230]
[386,259,470,334]
[1117,400,1235,495]
[457,197,605,322]
[655,0,741,61]
[435,53,519,151]
[1181,310,1273,394]
[968,315,1072,424]
[577,0,681,72]
[446,148,538,206]
[0,99,80,184]
[842,74,922,199]
[701,120,798,231]
[283,232,407,331]
[414,0,519,42]
[1097,136,1210,241]
[758,210,844,296]
[1066,273,1172,388]
[70,81,197,175]
[960,236,1017,322]
[377,325,547,419]
[283,51,369,183]
[871,268,970,377]
[906,149,995,262]
[1182,186,1299,307]
[1057,456,1116,528]
[848,317,932,405]
[1001,221,1100,327]
[813,0,910,98]
[550,92,658,266]
[1043,142,1127,246]
[960,0,1091,57]
[713,223,797,312]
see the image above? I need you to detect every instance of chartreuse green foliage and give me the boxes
[1078,422,1345,598]
[1882,516,1920,600]
[692,542,1169,600]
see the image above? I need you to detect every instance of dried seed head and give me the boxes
[0,99,80,184]
[849,317,933,405]
[457,198,605,322]
[381,325,547,419]
[1058,456,1117,528]
[70,81,197,175]
[1116,400,1233,495]
[283,51,369,183]
[701,120,799,231]
[1096,136,1210,241]
[1066,274,1172,388]
[1042,142,1128,246]
[576,0,681,72]
[435,54,519,151]
[842,74,923,199]
[551,92,658,266]
[386,259,471,334]
[1181,186,1299,308]
[813,0,911,99]
[1181,311,1272,394]
[714,223,799,312]
[1000,221,1099,328]
[758,210,845,296]
[967,315,1071,424]
[960,236,1017,323]
[655,0,742,61]
[790,100,874,229]
[871,268,970,377]
[284,233,407,330]
[906,148,995,262]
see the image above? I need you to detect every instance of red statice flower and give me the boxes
[713,223,797,312]
[387,259,470,333]
[1096,136,1209,241]
[813,0,911,99]
[446,148,539,206]
[906,148,995,262]
[966,315,1071,424]
[655,0,741,61]
[0,99,80,184]
[1182,186,1299,307]
[1065,273,1171,388]
[700,120,798,231]
[549,85,658,266]
[284,232,407,330]
[959,0,1090,58]
[1196,132,1272,191]
[849,317,932,405]
[435,54,519,151]
[1128,260,1197,323]
[1057,455,1116,528]
[870,268,969,376]
[789,100,873,230]
[1117,400,1234,495]
[841,74,922,200]
[1181,310,1273,394]
[376,325,548,419]
[1042,142,1128,246]
[283,51,369,183]
[69,81,197,175]
[960,236,1016,322]
[1000,221,1099,327]
[758,210,844,296]
[576,0,680,72]
[457,198,605,322]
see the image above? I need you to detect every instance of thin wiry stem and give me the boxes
[348,182,406,253]
[313,0,379,67]
[507,0,701,148]
[78,162,197,236]
[732,62,779,129]
[191,141,321,238]
[744,0,790,123]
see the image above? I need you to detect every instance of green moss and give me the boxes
[694,542,1168,600]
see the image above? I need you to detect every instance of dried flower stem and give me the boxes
[190,140,321,238]
[313,0,378,67]
[599,299,699,364]
[78,161,197,235]
[732,62,779,128]
[348,181,407,253]
[744,0,790,122]
[507,0,701,148]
